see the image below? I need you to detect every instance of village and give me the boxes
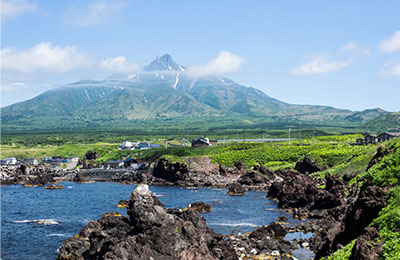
[1,132,399,171]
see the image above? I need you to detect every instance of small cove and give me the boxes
[1,182,314,259]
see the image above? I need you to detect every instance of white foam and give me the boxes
[12,219,59,225]
[209,222,258,228]
[47,233,67,237]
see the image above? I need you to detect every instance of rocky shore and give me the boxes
[2,151,390,259]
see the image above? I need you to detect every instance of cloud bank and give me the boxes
[187,51,245,76]
[1,42,92,73]
[63,0,125,27]
[100,56,141,73]
[380,30,400,53]
[291,55,352,76]
[1,0,36,22]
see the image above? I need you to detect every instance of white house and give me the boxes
[5,158,18,165]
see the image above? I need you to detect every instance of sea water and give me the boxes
[1,182,314,259]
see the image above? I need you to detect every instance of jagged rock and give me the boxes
[249,222,287,240]
[188,202,212,213]
[349,227,383,260]
[268,171,345,210]
[312,185,387,259]
[227,183,246,196]
[294,156,321,174]
[234,160,246,174]
[58,185,238,260]
[238,170,270,185]
[367,145,389,171]
[153,159,189,183]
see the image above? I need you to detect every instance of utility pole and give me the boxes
[299,128,302,145]
[289,128,291,145]
[187,129,189,147]
[312,131,315,145]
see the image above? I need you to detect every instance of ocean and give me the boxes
[1,182,313,259]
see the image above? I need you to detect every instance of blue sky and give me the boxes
[1,0,400,111]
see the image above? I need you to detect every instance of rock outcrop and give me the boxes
[312,185,387,259]
[294,156,321,174]
[227,183,246,196]
[57,185,238,260]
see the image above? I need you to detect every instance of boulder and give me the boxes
[57,185,238,260]
[188,202,212,213]
[227,183,246,196]
[153,159,189,183]
[238,170,270,185]
[294,156,321,174]
[349,227,384,260]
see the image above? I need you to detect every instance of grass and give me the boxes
[0,142,118,160]
[321,139,400,260]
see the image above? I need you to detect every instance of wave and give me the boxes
[12,219,59,225]
[47,233,68,237]
[208,222,258,228]
[154,193,165,197]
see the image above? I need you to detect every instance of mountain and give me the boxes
[364,112,400,133]
[344,108,388,123]
[0,54,387,130]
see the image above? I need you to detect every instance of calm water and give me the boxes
[1,182,313,260]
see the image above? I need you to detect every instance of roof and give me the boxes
[105,160,124,164]
[192,137,209,143]
[378,132,400,137]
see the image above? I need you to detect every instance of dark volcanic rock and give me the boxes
[238,169,270,185]
[349,227,383,260]
[234,160,246,175]
[153,158,189,183]
[58,185,238,260]
[188,202,212,213]
[295,156,321,174]
[268,170,345,211]
[312,185,387,259]
[227,183,246,196]
[249,222,287,240]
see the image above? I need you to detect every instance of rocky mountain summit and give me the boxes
[1,54,387,130]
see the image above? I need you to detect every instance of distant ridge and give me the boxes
[0,54,388,130]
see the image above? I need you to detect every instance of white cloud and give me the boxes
[187,51,245,76]
[100,56,141,73]
[341,41,359,52]
[340,41,370,56]
[1,42,92,73]
[291,55,352,76]
[380,30,400,53]
[379,60,400,77]
[1,0,36,23]
[64,0,125,27]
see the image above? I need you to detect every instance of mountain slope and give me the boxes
[364,112,400,133]
[0,54,387,130]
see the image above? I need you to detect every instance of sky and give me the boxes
[1,0,400,111]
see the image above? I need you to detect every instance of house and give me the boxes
[377,132,400,143]
[138,142,149,149]
[364,134,378,144]
[5,158,18,165]
[149,144,161,149]
[120,141,139,150]
[66,156,79,163]
[191,137,210,147]
[105,160,124,169]
[209,140,218,146]
[24,158,38,166]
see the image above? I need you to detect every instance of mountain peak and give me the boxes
[144,54,185,72]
